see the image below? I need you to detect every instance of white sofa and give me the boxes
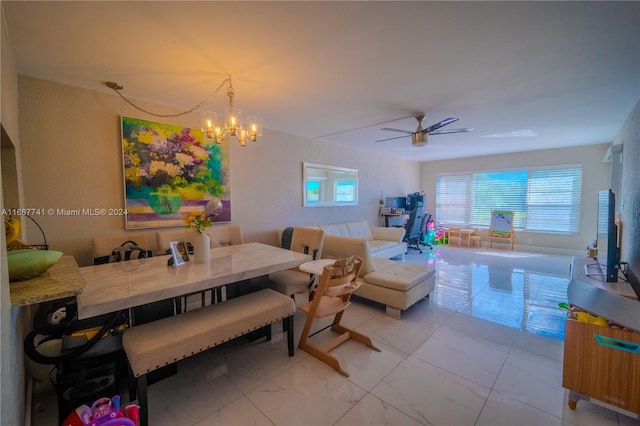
[308,221,406,259]
[321,234,435,319]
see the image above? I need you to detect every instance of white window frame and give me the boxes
[436,165,582,234]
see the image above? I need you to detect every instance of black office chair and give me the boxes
[403,202,424,254]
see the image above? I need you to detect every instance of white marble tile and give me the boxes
[396,303,456,330]
[328,337,407,391]
[618,411,640,425]
[335,393,422,426]
[558,392,622,426]
[217,329,308,393]
[146,353,242,426]
[510,329,565,367]
[339,297,383,329]
[412,327,509,388]
[246,358,367,426]
[193,396,274,426]
[476,390,566,426]
[371,356,490,425]
[439,311,520,352]
[354,313,436,355]
[492,352,567,419]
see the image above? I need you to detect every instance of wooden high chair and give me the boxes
[298,256,381,377]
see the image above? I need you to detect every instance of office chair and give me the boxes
[403,202,424,254]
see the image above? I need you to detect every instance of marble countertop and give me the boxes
[9,255,86,306]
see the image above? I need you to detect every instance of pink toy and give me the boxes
[62,395,138,426]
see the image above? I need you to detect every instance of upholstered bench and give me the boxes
[322,235,435,319]
[123,289,296,426]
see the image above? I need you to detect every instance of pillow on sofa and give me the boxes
[346,221,374,240]
[318,223,350,236]
[322,235,376,276]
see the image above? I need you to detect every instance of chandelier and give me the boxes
[204,79,260,146]
[106,76,260,146]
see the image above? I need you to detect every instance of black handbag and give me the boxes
[109,240,153,263]
[92,240,153,265]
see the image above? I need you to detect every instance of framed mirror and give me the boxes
[303,162,358,207]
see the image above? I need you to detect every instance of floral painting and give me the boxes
[121,116,231,228]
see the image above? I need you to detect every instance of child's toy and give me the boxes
[62,395,138,426]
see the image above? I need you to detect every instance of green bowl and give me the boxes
[7,249,63,282]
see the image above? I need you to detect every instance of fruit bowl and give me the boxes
[7,249,63,282]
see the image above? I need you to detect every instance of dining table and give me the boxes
[76,242,311,320]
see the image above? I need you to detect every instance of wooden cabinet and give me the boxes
[564,257,640,417]
[563,319,640,414]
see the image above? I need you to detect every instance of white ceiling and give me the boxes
[3,1,639,161]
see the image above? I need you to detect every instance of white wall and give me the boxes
[1,6,27,425]
[420,144,611,252]
[616,100,640,292]
[17,76,420,266]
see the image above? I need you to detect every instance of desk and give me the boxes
[381,213,408,227]
[76,243,311,319]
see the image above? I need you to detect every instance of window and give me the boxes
[334,179,356,203]
[436,165,582,234]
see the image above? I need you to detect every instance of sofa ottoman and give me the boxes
[321,234,435,318]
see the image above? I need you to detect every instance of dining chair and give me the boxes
[268,227,324,302]
[156,229,190,255]
[448,227,462,246]
[206,224,244,247]
[469,229,482,248]
[298,256,381,377]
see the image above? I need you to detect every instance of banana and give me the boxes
[4,216,21,244]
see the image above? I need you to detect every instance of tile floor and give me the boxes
[32,245,640,425]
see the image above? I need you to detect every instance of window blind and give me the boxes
[436,165,582,234]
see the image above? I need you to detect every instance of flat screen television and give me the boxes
[596,189,619,282]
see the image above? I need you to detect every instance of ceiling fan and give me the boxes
[376,112,473,147]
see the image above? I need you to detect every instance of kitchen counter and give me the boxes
[9,255,85,306]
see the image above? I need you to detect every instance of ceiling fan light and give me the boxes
[412,132,428,146]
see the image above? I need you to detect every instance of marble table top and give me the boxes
[76,242,311,319]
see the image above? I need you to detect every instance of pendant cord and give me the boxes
[107,77,231,118]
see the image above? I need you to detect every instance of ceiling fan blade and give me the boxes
[380,127,413,134]
[422,117,459,134]
[429,127,474,135]
[375,134,411,143]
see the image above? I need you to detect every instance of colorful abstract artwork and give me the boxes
[121,116,231,229]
